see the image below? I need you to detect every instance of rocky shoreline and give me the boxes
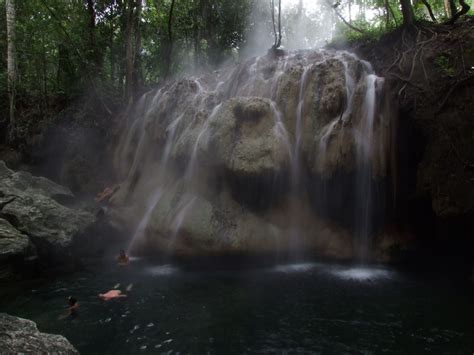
[0,313,78,354]
[0,161,114,281]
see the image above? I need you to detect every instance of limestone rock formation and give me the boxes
[0,218,33,279]
[112,49,396,261]
[208,97,291,176]
[0,313,79,354]
[0,161,97,280]
[130,182,353,258]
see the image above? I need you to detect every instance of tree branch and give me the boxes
[447,0,470,24]
[325,0,365,33]
[421,0,437,22]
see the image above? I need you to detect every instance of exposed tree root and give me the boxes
[435,74,474,114]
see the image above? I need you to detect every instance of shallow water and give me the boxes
[1,258,473,354]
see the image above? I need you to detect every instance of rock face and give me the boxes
[0,161,96,280]
[348,18,474,263]
[112,49,397,261]
[129,184,353,258]
[0,313,79,354]
[208,97,291,176]
[0,218,34,279]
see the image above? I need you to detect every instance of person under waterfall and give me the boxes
[117,249,129,265]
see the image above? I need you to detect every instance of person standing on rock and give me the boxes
[95,184,120,217]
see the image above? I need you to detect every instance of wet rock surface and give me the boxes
[346,19,474,264]
[112,49,396,260]
[0,161,98,280]
[209,97,290,176]
[0,218,34,280]
[0,313,79,354]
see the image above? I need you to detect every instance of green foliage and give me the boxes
[0,0,471,119]
[0,0,254,106]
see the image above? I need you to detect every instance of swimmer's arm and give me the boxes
[58,308,72,320]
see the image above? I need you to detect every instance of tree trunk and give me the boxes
[124,0,135,100]
[6,0,17,130]
[448,0,457,18]
[349,0,352,24]
[326,0,365,33]
[447,0,470,23]
[277,0,282,48]
[400,0,415,27]
[86,0,102,73]
[271,0,282,49]
[444,0,452,18]
[133,0,142,90]
[384,0,390,27]
[421,0,437,21]
[271,0,277,48]
[163,0,175,79]
[109,20,116,85]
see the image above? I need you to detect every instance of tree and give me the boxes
[124,0,142,101]
[163,0,175,79]
[85,0,103,74]
[399,0,415,27]
[6,0,17,131]
[271,0,282,49]
[447,0,471,23]
[420,0,437,22]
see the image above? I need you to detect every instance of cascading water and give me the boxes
[112,49,394,261]
[354,74,378,262]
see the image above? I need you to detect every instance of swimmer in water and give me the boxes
[98,289,127,301]
[68,296,79,317]
[59,296,79,320]
[117,249,129,265]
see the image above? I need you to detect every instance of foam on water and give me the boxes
[271,262,319,273]
[145,265,179,276]
[330,267,393,281]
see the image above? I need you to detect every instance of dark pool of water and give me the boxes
[1,258,473,354]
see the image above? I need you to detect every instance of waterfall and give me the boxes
[113,49,394,260]
[354,74,378,262]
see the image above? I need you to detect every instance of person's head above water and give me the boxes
[119,249,126,257]
[68,296,77,306]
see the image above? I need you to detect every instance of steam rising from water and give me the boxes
[145,265,179,277]
[270,262,394,281]
[331,267,393,281]
[272,262,319,273]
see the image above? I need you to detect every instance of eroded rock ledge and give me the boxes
[0,313,79,354]
[0,161,102,281]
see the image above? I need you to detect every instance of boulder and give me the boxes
[0,218,34,280]
[208,97,291,176]
[0,161,95,254]
[0,313,79,354]
[0,161,74,202]
[2,193,94,252]
[0,161,97,279]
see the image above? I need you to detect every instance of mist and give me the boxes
[241,0,338,59]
